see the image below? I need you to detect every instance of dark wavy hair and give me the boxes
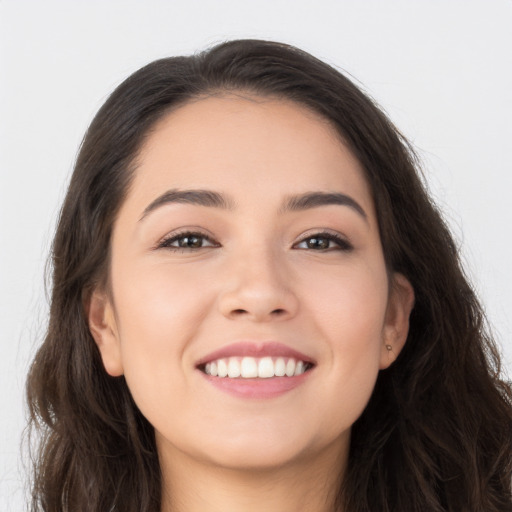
[26,39,512,511]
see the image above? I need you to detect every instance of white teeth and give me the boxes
[203,356,310,378]
[241,357,258,378]
[227,358,241,378]
[258,357,274,379]
[285,358,296,377]
[217,359,228,377]
[275,357,286,377]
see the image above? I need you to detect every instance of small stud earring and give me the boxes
[385,344,393,352]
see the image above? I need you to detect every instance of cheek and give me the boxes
[109,261,214,409]
[301,256,389,343]
[113,258,213,342]
[299,260,388,413]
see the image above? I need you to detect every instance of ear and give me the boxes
[379,273,415,369]
[86,289,124,377]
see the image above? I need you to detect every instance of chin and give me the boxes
[202,443,310,472]
[185,425,348,473]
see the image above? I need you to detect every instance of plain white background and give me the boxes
[1,1,511,508]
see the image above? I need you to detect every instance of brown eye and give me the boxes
[305,237,330,249]
[294,232,353,252]
[158,232,218,250]
[177,235,203,248]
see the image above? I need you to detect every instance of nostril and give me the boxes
[232,308,247,315]
[271,308,286,315]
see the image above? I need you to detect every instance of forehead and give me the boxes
[126,94,374,217]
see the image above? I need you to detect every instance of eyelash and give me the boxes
[156,230,218,251]
[156,230,353,252]
[293,231,353,252]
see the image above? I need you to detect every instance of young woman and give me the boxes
[26,39,512,512]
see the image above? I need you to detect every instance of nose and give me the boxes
[217,249,299,322]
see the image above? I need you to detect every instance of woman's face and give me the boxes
[90,94,413,472]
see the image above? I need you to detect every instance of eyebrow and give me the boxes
[139,189,235,220]
[280,191,368,221]
[139,189,367,222]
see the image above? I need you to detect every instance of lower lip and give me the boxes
[199,370,312,399]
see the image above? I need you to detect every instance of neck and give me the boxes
[159,444,346,512]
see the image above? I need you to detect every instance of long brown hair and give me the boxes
[26,39,512,511]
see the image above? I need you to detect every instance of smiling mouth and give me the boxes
[199,356,314,379]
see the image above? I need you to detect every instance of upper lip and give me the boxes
[196,341,316,367]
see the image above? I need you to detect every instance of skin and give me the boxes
[89,94,414,512]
